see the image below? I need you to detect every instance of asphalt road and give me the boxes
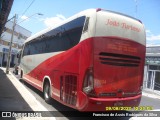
[139,96,160,110]
[21,79,160,110]
[17,79,133,120]
[11,70,160,120]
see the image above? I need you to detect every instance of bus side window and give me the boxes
[24,16,86,55]
[27,49,30,55]
[23,44,28,56]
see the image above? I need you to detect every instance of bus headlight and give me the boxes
[83,68,94,95]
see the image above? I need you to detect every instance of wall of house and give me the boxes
[0,21,31,67]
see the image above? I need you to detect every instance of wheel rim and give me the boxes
[44,84,50,99]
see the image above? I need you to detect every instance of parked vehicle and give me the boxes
[18,9,146,111]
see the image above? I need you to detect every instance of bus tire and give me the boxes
[43,82,51,104]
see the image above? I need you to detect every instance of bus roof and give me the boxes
[25,8,143,44]
[25,9,96,43]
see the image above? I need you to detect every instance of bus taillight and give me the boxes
[83,68,95,96]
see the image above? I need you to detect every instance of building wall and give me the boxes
[0,21,31,67]
[144,46,160,91]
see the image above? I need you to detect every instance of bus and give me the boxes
[19,8,146,111]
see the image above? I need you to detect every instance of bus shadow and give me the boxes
[19,79,132,120]
[19,79,77,111]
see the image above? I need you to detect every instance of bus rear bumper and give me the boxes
[80,94,142,111]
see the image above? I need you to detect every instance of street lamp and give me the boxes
[18,13,43,24]
[5,13,43,74]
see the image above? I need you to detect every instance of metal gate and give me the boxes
[144,65,160,91]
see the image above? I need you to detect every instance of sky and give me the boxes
[9,0,160,46]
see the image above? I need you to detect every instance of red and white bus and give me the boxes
[19,9,146,111]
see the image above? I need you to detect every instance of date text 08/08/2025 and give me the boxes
[106,106,153,111]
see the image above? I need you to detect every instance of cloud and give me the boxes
[146,29,160,41]
[20,15,28,20]
[43,14,66,27]
[19,14,44,24]
[147,35,160,41]
[146,29,160,46]
[56,14,66,20]
[146,42,160,47]
[146,29,151,33]
[18,15,30,23]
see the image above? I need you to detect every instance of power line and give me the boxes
[135,0,138,18]
[21,0,36,17]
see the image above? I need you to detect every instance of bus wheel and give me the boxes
[43,82,51,104]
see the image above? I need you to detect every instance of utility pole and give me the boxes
[6,14,17,74]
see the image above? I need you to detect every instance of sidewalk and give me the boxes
[142,88,160,100]
[0,68,32,111]
[0,67,54,120]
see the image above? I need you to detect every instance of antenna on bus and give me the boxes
[135,0,138,18]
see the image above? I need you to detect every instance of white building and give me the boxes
[144,46,160,91]
[0,21,31,67]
